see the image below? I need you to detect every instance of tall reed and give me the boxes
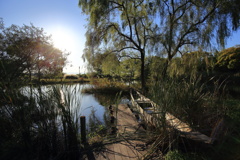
[149,75,226,131]
[0,84,82,160]
[143,75,227,159]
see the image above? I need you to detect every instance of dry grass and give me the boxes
[82,78,130,95]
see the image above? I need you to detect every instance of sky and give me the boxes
[0,0,240,74]
[0,0,87,74]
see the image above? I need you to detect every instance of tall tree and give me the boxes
[79,0,240,89]
[0,21,68,84]
[101,52,120,77]
[152,0,240,76]
[79,0,155,92]
[32,42,67,81]
[120,58,141,80]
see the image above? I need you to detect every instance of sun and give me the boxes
[51,28,75,51]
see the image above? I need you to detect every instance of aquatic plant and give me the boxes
[0,84,82,160]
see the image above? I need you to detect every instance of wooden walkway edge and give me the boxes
[130,90,213,144]
[95,104,146,160]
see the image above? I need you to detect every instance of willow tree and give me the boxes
[79,0,240,89]
[152,0,240,76]
[79,0,155,92]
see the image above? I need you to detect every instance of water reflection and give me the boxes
[93,93,117,107]
[21,84,113,127]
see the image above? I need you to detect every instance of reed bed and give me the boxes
[0,84,83,160]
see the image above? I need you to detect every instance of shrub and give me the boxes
[215,46,240,72]
[165,150,188,160]
[65,75,79,79]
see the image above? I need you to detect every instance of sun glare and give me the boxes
[48,26,86,74]
[51,28,75,51]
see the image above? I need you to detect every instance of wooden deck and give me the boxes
[94,104,147,160]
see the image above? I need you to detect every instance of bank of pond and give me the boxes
[21,83,125,126]
[1,79,240,159]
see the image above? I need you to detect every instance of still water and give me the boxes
[21,83,119,126]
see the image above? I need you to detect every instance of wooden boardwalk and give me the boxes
[130,90,213,144]
[94,104,147,160]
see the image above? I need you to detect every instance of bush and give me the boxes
[165,150,188,160]
[65,75,79,79]
[215,46,240,72]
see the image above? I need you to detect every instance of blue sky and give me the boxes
[0,0,240,74]
[0,0,87,74]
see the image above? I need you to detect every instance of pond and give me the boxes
[21,83,125,128]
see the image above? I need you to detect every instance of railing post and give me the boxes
[80,116,86,144]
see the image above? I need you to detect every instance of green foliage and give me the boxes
[79,0,240,85]
[83,78,129,95]
[165,150,204,160]
[83,50,121,77]
[165,150,189,160]
[65,74,79,79]
[154,0,239,53]
[120,58,140,80]
[82,49,104,74]
[0,20,68,85]
[149,75,226,130]
[215,46,240,72]
[79,0,153,91]
[146,75,240,159]
[168,51,215,78]
[102,53,120,76]
[217,0,240,31]
[225,99,240,120]
[148,56,166,81]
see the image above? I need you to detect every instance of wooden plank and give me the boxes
[115,104,145,159]
[106,143,115,160]
[117,140,142,159]
[116,104,144,133]
[94,152,106,160]
[95,144,113,160]
[131,90,213,144]
[127,140,145,159]
[95,104,146,160]
[119,142,131,160]
[165,113,192,132]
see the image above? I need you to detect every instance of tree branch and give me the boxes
[110,23,141,50]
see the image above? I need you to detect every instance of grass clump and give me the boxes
[142,75,236,159]
[149,75,226,133]
[36,77,89,85]
[165,150,189,160]
[82,78,130,95]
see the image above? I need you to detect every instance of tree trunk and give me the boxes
[162,55,173,79]
[140,50,146,93]
[162,59,169,79]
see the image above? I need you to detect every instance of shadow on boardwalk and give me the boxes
[82,104,148,160]
[95,135,146,160]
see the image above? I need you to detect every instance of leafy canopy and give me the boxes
[79,0,240,84]
[0,19,69,84]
